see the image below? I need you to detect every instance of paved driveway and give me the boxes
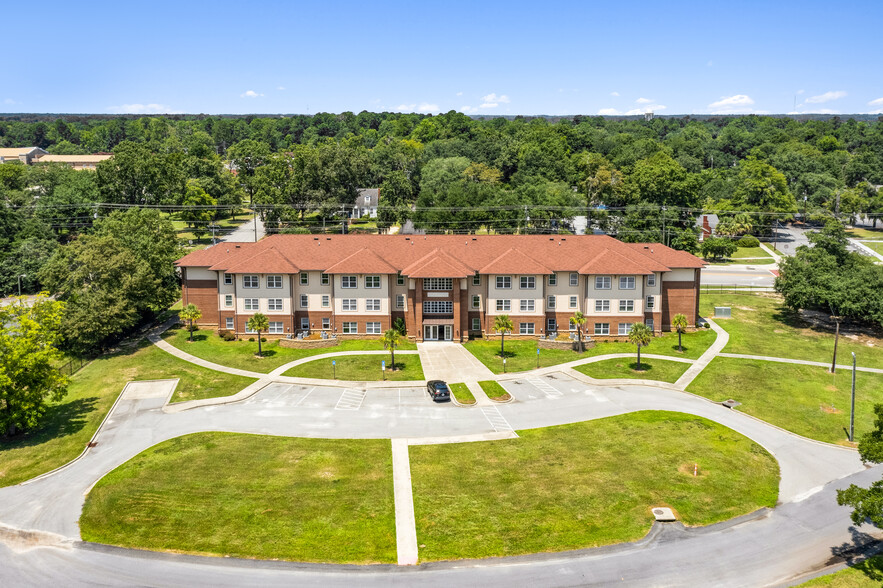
[417,342,494,382]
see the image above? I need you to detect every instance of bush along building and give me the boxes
[175,234,705,342]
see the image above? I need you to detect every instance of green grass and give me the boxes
[731,246,773,259]
[861,241,883,254]
[796,556,883,587]
[846,227,883,240]
[703,257,777,265]
[700,293,883,369]
[478,380,511,401]
[171,215,248,244]
[449,383,476,404]
[164,327,416,373]
[410,411,778,561]
[282,354,424,381]
[80,432,396,564]
[688,358,883,444]
[0,342,255,488]
[573,358,691,383]
[465,329,716,374]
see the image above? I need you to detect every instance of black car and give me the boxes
[427,380,451,402]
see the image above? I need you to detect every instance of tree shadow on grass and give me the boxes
[495,350,517,359]
[0,396,98,450]
[827,527,883,582]
[188,332,209,342]
[256,349,277,358]
[626,362,652,373]
[668,345,690,355]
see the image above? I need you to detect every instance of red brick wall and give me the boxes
[333,315,391,334]
[661,271,700,329]
[182,276,219,326]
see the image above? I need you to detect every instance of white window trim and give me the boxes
[471,318,481,330]
[365,276,381,289]
[496,299,511,312]
[269,298,284,312]
[569,273,578,287]
[322,295,330,308]
[267,275,282,289]
[225,317,234,329]
[619,276,636,290]
[473,273,481,286]
[366,322,382,335]
[519,322,535,335]
[549,273,557,286]
[619,300,634,312]
[569,296,578,309]
[300,272,309,286]
[472,295,480,309]
[496,276,512,289]
[341,276,357,289]
[647,274,656,287]
[269,321,284,334]
[618,323,633,336]
[646,295,655,310]
[322,318,331,329]
[321,273,330,285]
[243,275,259,289]
[547,295,555,309]
[396,294,405,309]
[595,276,611,290]
[342,322,357,334]
[595,299,610,312]
[519,276,535,290]
[520,299,535,312]
[342,298,357,311]
[225,294,233,308]
[594,323,610,336]
[299,295,308,309]
[223,273,232,285]
[366,298,381,311]
[244,298,259,311]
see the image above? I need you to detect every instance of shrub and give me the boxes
[700,237,738,260]
[260,337,267,343]
[220,330,236,341]
[737,234,760,248]
[248,337,255,342]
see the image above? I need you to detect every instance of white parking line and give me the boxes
[335,388,367,410]
[528,377,563,399]
[292,386,315,407]
[481,405,513,432]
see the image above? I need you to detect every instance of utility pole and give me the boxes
[850,352,857,442]
[831,315,842,373]
[18,274,26,296]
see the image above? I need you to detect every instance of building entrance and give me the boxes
[423,324,453,341]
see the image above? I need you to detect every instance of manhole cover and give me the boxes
[651,507,676,521]
[722,399,741,408]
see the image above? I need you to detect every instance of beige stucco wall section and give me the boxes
[586,274,645,319]
[234,273,292,314]
[296,271,333,311]
[486,274,545,316]
[333,273,390,315]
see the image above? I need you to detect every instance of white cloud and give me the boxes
[610,91,619,97]
[479,103,498,109]
[417,103,439,113]
[708,94,755,110]
[107,103,182,114]
[868,97,883,106]
[598,105,666,116]
[796,89,805,95]
[803,108,840,114]
[598,108,621,115]
[240,90,264,98]
[3,98,15,105]
[635,97,653,104]
[481,93,510,104]
[277,86,286,91]
[461,105,477,113]
[395,103,416,112]
[707,60,713,67]
[804,91,846,104]
[456,91,463,96]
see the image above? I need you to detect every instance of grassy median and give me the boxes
[80,433,396,564]
[282,354,424,381]
[796,555,883,587]
[449,383,476,404]
[410,411,778,561]
[573,358,691,383]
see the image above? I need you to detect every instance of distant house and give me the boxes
[33,153,112,170]
[696,214,719,241]
[0,147,47,165]
[353,188,379,219]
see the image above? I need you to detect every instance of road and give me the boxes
[221,213,264,243]
[702,264,777,288]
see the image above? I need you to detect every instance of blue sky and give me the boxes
[4,0,882,116]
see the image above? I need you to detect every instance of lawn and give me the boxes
[0,342,255,488]
[163,327,416,373]
[700,293,883,369]
[573,358,691,383]
[80,433,396,564]
[796,556,883,587]
[703,257,777,266]
[861,241,883,255]
[410,411,778,562]
[846,227,883,240]
[449,383,476,404]
[688,358,883,444]
[282,354,424,381]
[731,246,773,259]
[478,380,511,401]
[465,329,716,374]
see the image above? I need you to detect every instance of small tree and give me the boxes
[671,313,688,353]
[838,404,883,527]
[494,314,514,357]
[570,311,587,352]
[247,313,270,357]
[628,323,653,370]
[700,237,738,261]
[381,328,401,371]
[179,303,202,342]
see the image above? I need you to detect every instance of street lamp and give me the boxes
[850,352,857,442]
[17,274,26,297]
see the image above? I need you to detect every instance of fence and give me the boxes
[57,356,91,377]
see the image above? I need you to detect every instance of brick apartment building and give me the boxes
[175,234,704,342]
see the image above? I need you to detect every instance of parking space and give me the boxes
[501,374,592,402]
[241,383,439,414]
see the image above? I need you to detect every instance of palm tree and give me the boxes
[179,303,202,342]
[494,314,514,357]
[381,328,401,371]
[628,323,653,371]
[671,313,688,353]
[570,311,586,352]
[247,313,270,357]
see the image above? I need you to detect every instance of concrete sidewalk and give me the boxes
[417,342,494,382]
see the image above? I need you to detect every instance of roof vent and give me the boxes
[326,237,331,240]
[235,245,241,248]
[313,237,319,240]
[472,238,477,241]
[644,245,649,249]
[405,237,410,240]
[561,238,566,241]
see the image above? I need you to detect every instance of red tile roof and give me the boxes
[176,234,703,276]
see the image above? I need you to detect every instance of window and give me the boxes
[342,299,357,311]
[519,322,535,335]
[366,299,381,311]
[595,276,611,290]
[423,300,453,314]
[244,298,259,311]
[496,276,512,289]
[619,276,636,290]
[473,272,481,286]
[645,318,654,331]
[547,295,556,309]
[619,299,634,312]
[569,296,578,309]
[225,317,234,330]
[299,295,308,309]
[342,322,357,334]
[365,275,381,289]
[570,273,579,287]
[342,275,357,289]
[646,295,655,310]
[267,275,282,289]
[520,299,535,312]
[547,318,556,332]
[397,272,404,286]
[243,275,259,289]
[618,323,633,336]
[269,321,284,334]
[496,299,511,311]
[269,298,284,312]
[594,323,610,335]
[423,278,452,290]
[225,294,233,307]
[244,323,256,334]
[366,322,381,335]
[300,317,309,330]
[322,295,330,308]
[548,273,557,286]
[647,274,656,287]
[595,299,610,312]
[322,317,330,329]
[300,272,309,286]
[472,318,481,331]
[223,273,232,285]
[321,273,330,285]
[472,295,480,309]
[520,276,535,289]
[396,294,405,309]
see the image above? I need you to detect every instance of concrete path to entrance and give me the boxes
[417,342,495,382]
